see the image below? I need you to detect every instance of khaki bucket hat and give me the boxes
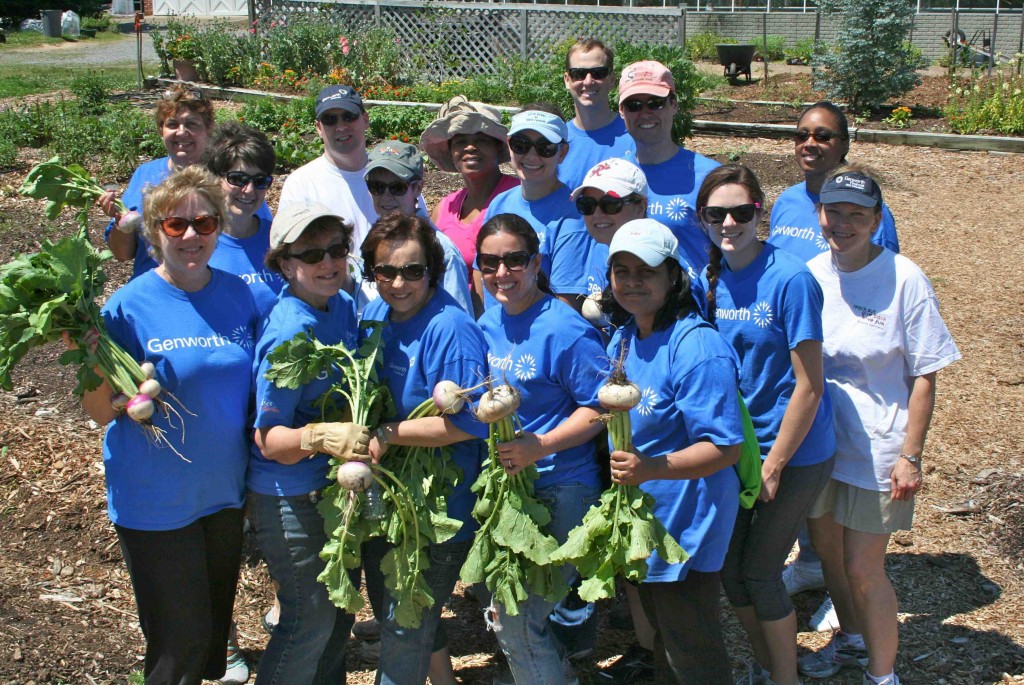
[420,95,509,173]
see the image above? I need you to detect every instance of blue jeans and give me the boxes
[494,482,600,685]
[249,491,356,685]
[363,538,471,685]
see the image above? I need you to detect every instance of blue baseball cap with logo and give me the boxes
[819,171,883,208]
[315,85,363,118]
[508,110,569,144]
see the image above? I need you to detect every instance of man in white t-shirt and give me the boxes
[278,85,378,248]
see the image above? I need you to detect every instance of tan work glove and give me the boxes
[300,422,370,461]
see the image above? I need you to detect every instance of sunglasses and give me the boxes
[508,135,562,158]
[366,179,411,196]
[159,215,219,237]
[700,203,762,224]
[622,96,670,113]
[476,251,535,274]
[576,194,642,216]
[319,111,360,126]
[793,129,841,144]
[225,170,273,190]
[287,243,350,265]
[371,263,427,282]
[567,66,611,81]
[162,87,203,101]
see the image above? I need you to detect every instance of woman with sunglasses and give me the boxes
[617,61,719,280]
[797,168,958,685]
[768,101,899,263]
[477,107,592,314]
[358,212,489,685]
[99,85,231,279]
[602,218,743,685]
[695,165,836,685]
[249,200,371,685]
[203,122,284,317]
[474,213,607,685]
[76,167,261,685]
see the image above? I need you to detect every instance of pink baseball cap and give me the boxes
[618,61,675,103]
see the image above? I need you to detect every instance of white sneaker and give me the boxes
[809,595,840,632]
[782,562,826,595]
[863,674,900,685]
[218,649,250,684]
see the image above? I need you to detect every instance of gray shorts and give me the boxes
[809,478,915,534]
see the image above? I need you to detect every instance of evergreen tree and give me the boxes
[814,0,925,111]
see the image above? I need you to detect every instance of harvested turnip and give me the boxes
[581,295,604,325]
[336,460,373,492]
[110,392,129,412]
[598,379,641,412]
[126,393,155,422]
[138,378,162,399]
[432,380,467,415]
[139,361,156,380]
[474,385,521,424]
[116,211,143,234]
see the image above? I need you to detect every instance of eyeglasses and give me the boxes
[700,203,762,224]
[476,251,535,274]
[567,66,611,81]
[159,215,219,237]
[287,243,350,264]
[576,194,642,216]
[162,87,203,101]
[508,135,562,158]
[622,96,670,113]
[366,179,411,196]
[225,171,273,190]
[319,111,360,126]
[793,129,842,144]
[371,263,427,282]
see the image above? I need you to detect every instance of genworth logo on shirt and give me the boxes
[716,301,774,329]
[636,386,660,417]
[147,332,244,353]
[513,353,537,381]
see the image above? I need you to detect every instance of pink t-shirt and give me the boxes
[435,174,520,273]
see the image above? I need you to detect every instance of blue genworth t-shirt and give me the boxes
[558,117,637,191]
[607,313,742,581]
[209,213,284,317]
[477,296,604,490]
[250,286,358,496]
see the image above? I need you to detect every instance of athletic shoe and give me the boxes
[798,634,869,678]
[218,649,250,685]
[809,595,840,632]
[863,674,900,685]
[596,643,655,683]
[734,661,775,684]
[356,639,381,666]
[352,617,381,641]
[782,562,826,595]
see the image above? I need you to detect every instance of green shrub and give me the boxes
[785,37,818,64]
[686,33,734,62]
[70,71,109,113]
[81,15,119,32]
[262,12,346,78]
[756,35,787,62]
[944,71,1024,135]
[0,139,18,171]
[367,105,438,142]
[194,22,256,87]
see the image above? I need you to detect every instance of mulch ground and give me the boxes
[1,93,1023,685]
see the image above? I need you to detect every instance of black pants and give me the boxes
[639,571,732,685]
[116,507,244,685]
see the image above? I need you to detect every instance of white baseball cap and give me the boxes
[606,218,680,266]
[571,158,648,200]
[508,110,568,143]
[271,201,343,248]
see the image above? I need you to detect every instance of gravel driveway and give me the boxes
[1,32,158,67]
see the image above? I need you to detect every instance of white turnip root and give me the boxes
[581,295,604,325]
[475,385,521,424]
[116,211,143,234]
[126,393,155,422]
[337,460,374,492]
[139,361,156,380]
[598,380,641,412]
[110,392,129,412]
[138,378,162,399]
[432,380,467,415]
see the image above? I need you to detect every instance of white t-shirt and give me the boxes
[278,155,379,249]
[807,249,960,491]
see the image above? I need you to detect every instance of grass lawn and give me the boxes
[0,29,124,49]
[0,63,157,99]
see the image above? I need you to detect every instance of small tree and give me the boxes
[813,0,925,112]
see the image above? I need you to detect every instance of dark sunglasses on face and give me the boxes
[319,111,360,126]
[575,194,642,216]
[622,96,670,113]
[476,251,535,274]
[287,243,350,265]
[793,129,840,144]
[508,135,562,158]
[567,66,611,81]
[700,203,762,224]
[371,263,427,282]
[159,215,219,237]
[225,170,273,190]
[366,179,411,196]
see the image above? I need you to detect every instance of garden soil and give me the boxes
[1,123,1024,684]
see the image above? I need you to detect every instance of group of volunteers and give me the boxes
[75,35,959,685]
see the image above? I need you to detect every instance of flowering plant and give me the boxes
[884,106,912,128]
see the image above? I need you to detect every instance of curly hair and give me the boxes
[142,166,227,263]
[155,84,215,132]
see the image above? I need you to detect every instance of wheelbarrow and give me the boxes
[716,44,757,83]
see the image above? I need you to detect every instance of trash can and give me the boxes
[42,10,63,38]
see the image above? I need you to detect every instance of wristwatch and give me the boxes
[373,424,393,448]
[899,453,922,467]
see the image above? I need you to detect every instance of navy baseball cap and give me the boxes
[819,171,882,208]
[315,85,363,118]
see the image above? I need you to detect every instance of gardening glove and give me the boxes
[301,422,370,461]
